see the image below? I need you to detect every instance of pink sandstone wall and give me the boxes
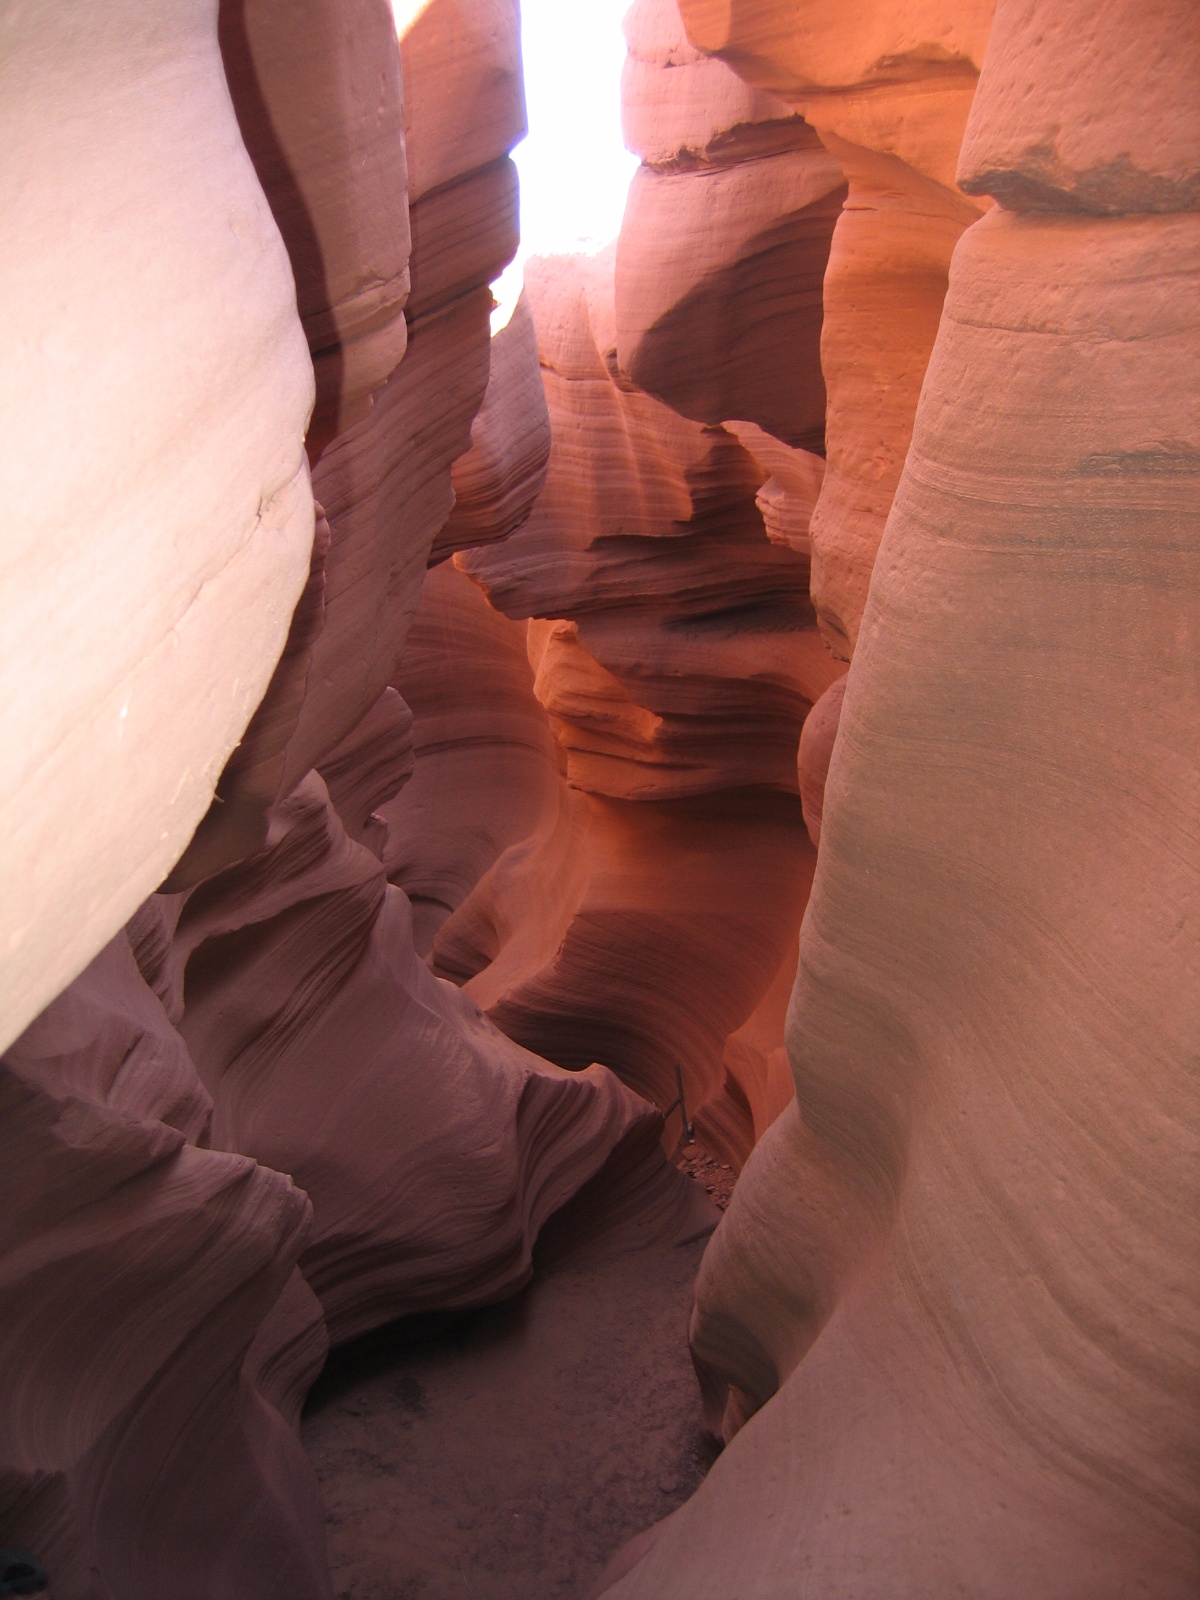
[444,247,840,1162]
[0,5,659,1593]
[1,0,1195,1593]
[598,0,1200,1594]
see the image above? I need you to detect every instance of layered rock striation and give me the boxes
[0,0,318,1050]
[3,0,1196,1596]
[410,0,851,1159]
[675,0,996,659]
[602,1,1200,1595]
[0,5,662,1594]
[616,0,845,451]
[431,235,841,1157]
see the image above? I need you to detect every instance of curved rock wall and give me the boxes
[616,0,845,450]
[601,0,1200,1595]
[676,0,996,659]
[441,246,840,1161]
[400,0,852,1162]
[0,0,317,1051]
[3,0,1195,1594]
[0,4,658,1593]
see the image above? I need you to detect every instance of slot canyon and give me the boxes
[0,0,1196,1595]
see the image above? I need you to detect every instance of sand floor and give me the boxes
[302,1158,722,1600]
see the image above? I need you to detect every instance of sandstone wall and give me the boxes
[0,5,659,1593]
[416,245,839,1164]
[381,0,853,1166]
[676,0,996,659]
[3,0,1194,1594]
[0,0,317,1052]
[601,0,1200,1594]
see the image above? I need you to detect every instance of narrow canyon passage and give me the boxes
[302,1158,722,1600]
[1,1,1195,1599]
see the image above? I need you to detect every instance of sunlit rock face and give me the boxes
[616,0,845,450]
[406,0,845,1165]
[0,0,317,1053]
[439,246,842,1161]
[0,3,654,1592]
[3,0,1194,1592]
[601,1,1200,1596]
[676,0,996,659]
[389,0,850,1173]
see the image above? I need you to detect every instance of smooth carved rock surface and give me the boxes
[675,0,992,111]
[434,295,552,563]
[617,0,844,449]
[0,933,330,1598]
[2,3,656,1594]
[795,672,847,849]
[461,253,840,800]
[385,560,574,963]
[448,248,839,1155]
[187,0,521,847]
[277,0,522,785]
[806,135,983,657]
[674,0,996,659]
[170,776,658,1348]
[218,0,412,448]
[957,0,1200,214]
[603,1,1200,1594]
[395,0,525,206]
[0,0,317,1052]
[6,0,1195,1596]
[391,573,820,1164]
[622,0,808,170]
[722,419,825,557]
[391,559,821,1164]
[167,0,417,889]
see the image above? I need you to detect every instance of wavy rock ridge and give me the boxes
[391,0,852,1163]
[600,0,1200,1595]
[1,0,1196,1595]
[0,5,663,1594]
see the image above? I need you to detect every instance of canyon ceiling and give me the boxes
[0,1,1196,1597]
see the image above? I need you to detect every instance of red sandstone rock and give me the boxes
[434,296,552,563]
[604,3,1200,1594]
[1,7,654,1595]
[806,138,983,656]
[0,935,330,1597]
[484,789,815,1162]
[176,0,645,1359]
[795,673,847,848]
[186,0,523,849]
[395,0,525,206]
[384,561,575,959]
[615,153,844,448]
[452,248,835,1155]
[675,0,993,128]
[957,0,1200,214]
[9,2,1195,1596]
[460,252,837,797]
[722,420,825,556]
[388,552,821,1165]
[167,775,656,1346]
[616,0,844,448]
[289,287,494,771]
[622,0,807,169]
[674,0,996,659]
[219,0,411,449]
[165,0,417,886]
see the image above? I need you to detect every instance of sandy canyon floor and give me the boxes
[303,1152,732,1600]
